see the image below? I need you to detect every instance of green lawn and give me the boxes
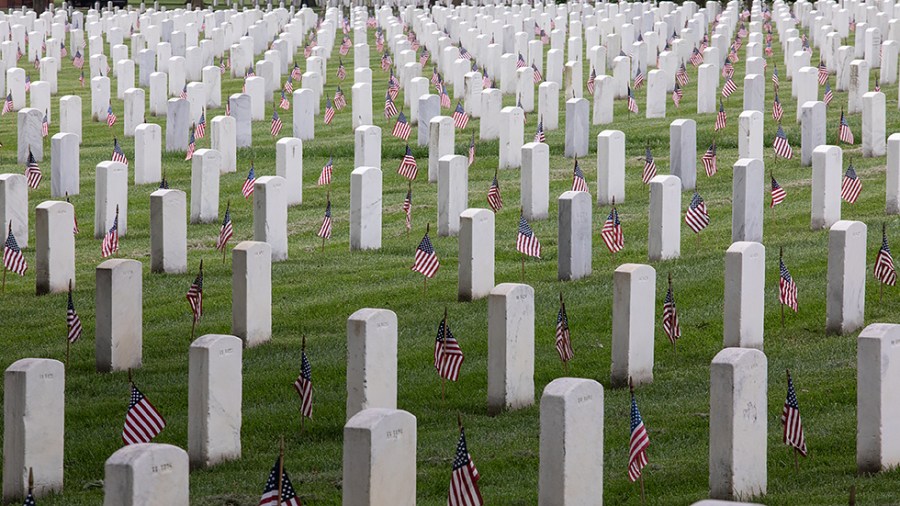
[2,11,900,505]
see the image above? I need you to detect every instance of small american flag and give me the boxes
[722,57,734,78]
[333,87,346,110]
[381,52,392,71]
[186,263,203,322]
[101,212,119,258]
[294,349,313,419]
[601,207,624,253]
[25,150,42,189]
[817,60,828,85]
[179,84,187,100]
[459,46,471,60]
[672,82,683,107]
[690,47,703,66]
[516,53,526,68]
[452,102,469,129]
[532,63,543,83]
[196,112,206,138]
[571,160,588,192]
[398,145,418,180]
[642,147,657,184]
[318,156,333,186]
[875,227,897,286]
[448,426,483,506]
[432,66,441,86]
[516,214,541,258]
[60,41,67,58]
[73,50,83,68]
[41,111,49,137]
[388,72,400,100]
[555,297,574,362]
[122,383,166,445]
[628,392,650,482]
[1,92,12,114]
[773,124,793,159]
[772,93,784,121]
[771,176,786,207]
[67,196,79,234]
[721,76,737,98]
[336,61,346,80]
[838,109,854,144]
[392,111,411,140]
[419,49,430,66]
[782,371,808,456]
[258,456,302,506]
[412,231,439,278]
[662,281,681,344]
[246,66,255,77]
[586,67,596,95]
[627,86,638,114]
[441,87,451,109]
[279,91,290,110]
[184,126,195,161]
[771,65,780,87]
[324,98,335,125]
[685,192,710,233]
[67,286,83,343]
[402,188,412,231]
[384,93,398,118]
[715,100,727,130]
[823,82,833,105]
[841,163,862,203]
[291,62,302,81]
[3,223,27,276]
[283,76,294,94]
[702,144,718,177]
[270,110,283,136]
[316,199,333,239]
[242,164,257,198]
[435,316,464,382]
[779,257,799,312]
[676,63,689,86]
[111,138,128,165]
[487,174,502,212]
[534,120,545,143]
[467,135,476,167]
[23,489,35,506]
[765,41,773,56]
[482,70,492,89]
[106,104,117,127]
[633,66,645,89]
[216,202,233,251]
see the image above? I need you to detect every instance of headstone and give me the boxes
[437,155,468,237]
[499,106,525,169]
[800,101,826,166]
[275,138,302,206]
[17,108,43,164]
[59,95,82,142]
[103,444,188,506]
[95,259,142,372]
[522,142,549,221]
[428,116,454,182]
[350,167,382,251]
[90,76,111,123]
[597,130,625,205]
[0,174,28,248]
[459,208,495,302]
[343,409,416,505]
[479,89,501,140]
[352,82,373,128]
[189,149,221,224]
[253,176,288,262]
[116,59,135,99]
[648,175,682,261]
[538,81,560,130]
[165,99,190,152]
[244,76,265,120]
[149,72,167,116]
[232,241,272,347]
[738,111,763,160]
[697,64,718,113]
[645,69,666,118]
[417,94,439,146]
[889,134,900,214]
[743,74,764,113]
[811,145,842,230]
[670,119,696,190]
[724,241,766,350]
[538,378,604,505]
[354,125,381,169]
[564,98,589,158]
[229,94,252,148]
[857,323,900,473]
[134,124,162,185]
[794,67,818,122]
[558,190,592,281]
[709,348,768,500]
[210,116,236,173]
[292,89,314,141]
[862,91,886,157]
[2,359,64,501]
[488,283,535,415]
[188,334,242,468]
[202,66,221,108]
[611,263,656,387]
[50,133,80,197]
[35,200,76,295]
[346,308,398,420]
[848,59,869,114]
[732,158,764,242]
[826,221,867,335]
[149,189,186,274]
[94,161,128,238]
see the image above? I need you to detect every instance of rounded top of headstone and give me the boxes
[105,443,188,467]
[348,308,397,326]
[0,172,28,184]
[614,263,656,276]
[830,220,866,235]
[649,174,681,187]
[191,333,242,350]
[5,357,65,375]
[345,407,416,430]
[97,160,128,172]
[36,199,75,213]
[97,258,142,271]
[858,323,900,341]
[542,377,603,399]
[711,347,766,367]
[491,283,534,298]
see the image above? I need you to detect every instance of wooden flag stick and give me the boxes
[27,467,33,496]
[441,307,448,403]
[780,247,785,329]
[277,436,285,504]
[849,484,856,505]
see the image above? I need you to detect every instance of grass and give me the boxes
[2,7,900,505]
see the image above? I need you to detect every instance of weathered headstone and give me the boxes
[135,123,162,185]
[17,108,43,164]
[488,283,535,415]
[229,94,252,148]
[738,111,763,160]
[417,94,439,146]
[857,323,900,473]
[343,408,416,506]
[354,125,381,169]
[50,133,80,197]
[724,241,766,350]
[350,167,382,251]
[165,98,190,152]
[189,149,221,224]
[232,241,272,347]
[149,189,187,274]
[275,138,303,206]
[811,145,842,230]
[800,101,826,167]
[59,95,82,142]
[253,176,288,262]
[188,334,242,468]
[862,91,886,157]
[35,200,75,295]
[499,106,525,169]
[826,221,867,335]
[648,175,682,261]
[889,134,900,214]
[438,155,468,237]
[0,174,28,248]
[103,444,188,506]
[459,208,495,302]
[94,161,128,238]
[564,98,589,158]
[558,190,592,281]
[210,115,236,173]
[611,263,656,387]
[670,119,696,190]
[732,158,764,242]
[95,259,142,372]
[346,308,398,420]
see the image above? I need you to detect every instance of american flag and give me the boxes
[487,174,502,212]
[339,39,350,58]
[318,156,333,186]
[451,102,470,130]
[179,84,187,100]
[67,195,79,234]
[722,57,734,78]
[534,120,545,143]
[532,64,543,84]
[284,76,294,94]
[627,86,638,114]
[779,257,798,312]
[381,52,392,71]
[817,60,828,85]
[685,192,710,233]
[107,104,117,127]
[294,349,313,419]
[448,426,482,506]
[773,124,793,159]
[838,109,854,144]
[459,46,471,60]
[412,231,439,278]
[435,316,464,382]
[246,66,255,77]
[468,135,476,167]
[782,371,807,456]
[398,145,418,180]
[3,224,26,275]
[258,456,302,506]
[186,263,203,322]
[676,63,689,86]
[270,110,283,136]
[384,93,398,118]
[628,392,650,482]
[586,67,596,95]
[875,227,897,286]
[517,98,526,122]
[702,144,718,177]
[516,214,541,258]
[721,77,737,98]
[555,298,574,362]
[101,211,119,258]
[333,87,346,110]
[419,49,430,66]
[771,65,780,88]
[317,199,332,239]
[715,99,728,132]
[516,53,526,68]
[765,41,773,57]
[279,91,290,110]
[771,176,786,207]
[111,137,128,165]
[672,82,683,107]
[122,383,166,445]
[662,281,681,344]
[1,92,12,114]
[402,188,412,231]
[196,112,206,138]
[216,202,233,251]
[441,87,452,109]
[324,98,335,125]
[41,111,49,137]
[601,206,624,253]
[388,72,400,100]
[431,66,440,86]
[291,62,302,81]
[25,150,42,189]
[60,41,67,58]
[690,47,703,66]
[633,66,644,89]
[392,111,411,140]
[73,50,83,68]
[823,82,833,105]
[242,164,257,198]
[482,70,492,89]
[185,126,196,161]
[541,29,549,44]
[841,163,862,204]
[572,160,588,192]
[66,286,83,343]
[642,147,657,184]
[772,93,784,121]
[221,58,228,75]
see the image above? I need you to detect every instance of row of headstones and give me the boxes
[9,314,900,502]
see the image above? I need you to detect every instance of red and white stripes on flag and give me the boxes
[67,288,83,343]
[715,101,727,131]
[628,393,650,482]
[571,160,588,192]
[874,229,897,286]
[412,232,440,278]
[771,176,786,207]
[316,200,332,239]
[487,174,502,212]
[840,164,862,204]
[662,283,681,345]
[294,350,313,419]
[555,300,574,363]
[601,207,624,253]
[397,145,418,180]
[186,266,203,322]
[435,316,465,382]
[782,371,808,456]
[772,93,784,121]
[122,383,166,445]
[773,124,793,159]
[702,144,717,177]
[3,224,27,275]
[101,214,119,258]
[448,427,483,506]
[392,111,411,140]
[779,258,799,312]
[721,77,737,98]
[25,150,42,189]
[452,103,469,129]
[641,147,657,184]
[516,215,541,258]
[838,110,854,144]
[684,192,710,233]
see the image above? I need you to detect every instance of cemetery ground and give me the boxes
[3,9,900,505]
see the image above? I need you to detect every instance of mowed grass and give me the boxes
[1,9,900,505]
